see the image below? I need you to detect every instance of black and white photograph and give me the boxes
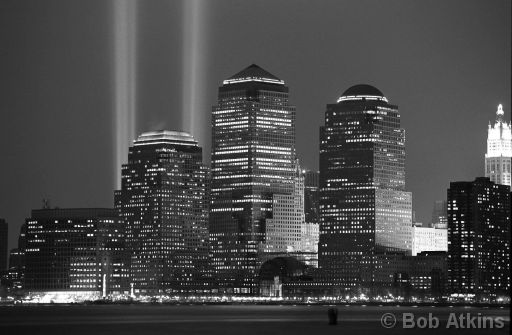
[0,0,510,334]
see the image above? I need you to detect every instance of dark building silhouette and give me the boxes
[3,224,27,290]
[304,170,320,224]
[0,219,7,272]
[209,64,297,294]
[115,131,209,294]
[319,85,412,293]
[447,177,510,297]
[24,208,128,295]
[431,200,448,228]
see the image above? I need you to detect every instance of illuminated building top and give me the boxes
[487,104,512,157]
[134,130,198,147]
[222,64,285,85]
[337,84,389,103]
[485,104,511,187]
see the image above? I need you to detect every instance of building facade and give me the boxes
[485,104,511,187]
[24,208,129,295]
[319,84,412,292]
[115,131,209,294]
[447,177,511,297]
[209,64,297,294]
[411,225,448,256]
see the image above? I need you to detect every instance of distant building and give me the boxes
[261,166,319,267]
[261,166,304,255]
[0,219,7,272]
[115,131,209,294]
[3,224,27,290]
[319,84,412,292]
[300,222,319,267]
[447,177,511,296]
[485,104,511,187]
[24,208,129,295]
[209,64,298,294]
[5,248,24,289]
[411,225,448,256]
[303,170,320,224]
[431,200,448,228]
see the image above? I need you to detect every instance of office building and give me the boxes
[411,225,448,256]
[209,64,297,294]
[485,104,511,187]
[319,84,412,292]
[447,177,510,296]
[115,130,209,293]
[24,208,129,295]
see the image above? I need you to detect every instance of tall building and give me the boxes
[485,104,511,187]
[115,130,209,294]
[209,64,297,294]
[0,219,7,272]
[319,84,412,291]
[447,177,510,296]
[24,208,129,295]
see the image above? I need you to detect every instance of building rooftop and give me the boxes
[337,84,388,103]
[223,64,285,85]
[134,130,198,147]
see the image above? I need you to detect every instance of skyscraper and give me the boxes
[485,104,511,187]
[115,130,209,294]
[447,177,510,296]
[319,84,412,292]
[0,219,7,272]
[24,208,128,295]
[209,64,297,294]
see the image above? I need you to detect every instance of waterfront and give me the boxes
[0,305,509,335]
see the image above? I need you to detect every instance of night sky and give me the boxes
[0,0,510,249]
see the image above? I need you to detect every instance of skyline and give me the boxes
[0,0,511,249]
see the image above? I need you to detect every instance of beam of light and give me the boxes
[182,0,208,146]
[112,0,137,190]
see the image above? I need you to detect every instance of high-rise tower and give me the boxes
[447,177,510,296]
[209,64,297,294]
[319,84,412,291]
[115,131,209,293]
[485,104,511,187]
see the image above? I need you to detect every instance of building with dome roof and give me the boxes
[485,104,511,187]
[319,84,413,292]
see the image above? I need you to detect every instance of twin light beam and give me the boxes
[112,0,207,189]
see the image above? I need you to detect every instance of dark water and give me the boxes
[0,304,509,335]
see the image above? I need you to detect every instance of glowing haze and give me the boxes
[182,0,208,146]
[112,0,138,189]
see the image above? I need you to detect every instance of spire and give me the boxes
[497,104,504,116]
[496,104,504,123]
